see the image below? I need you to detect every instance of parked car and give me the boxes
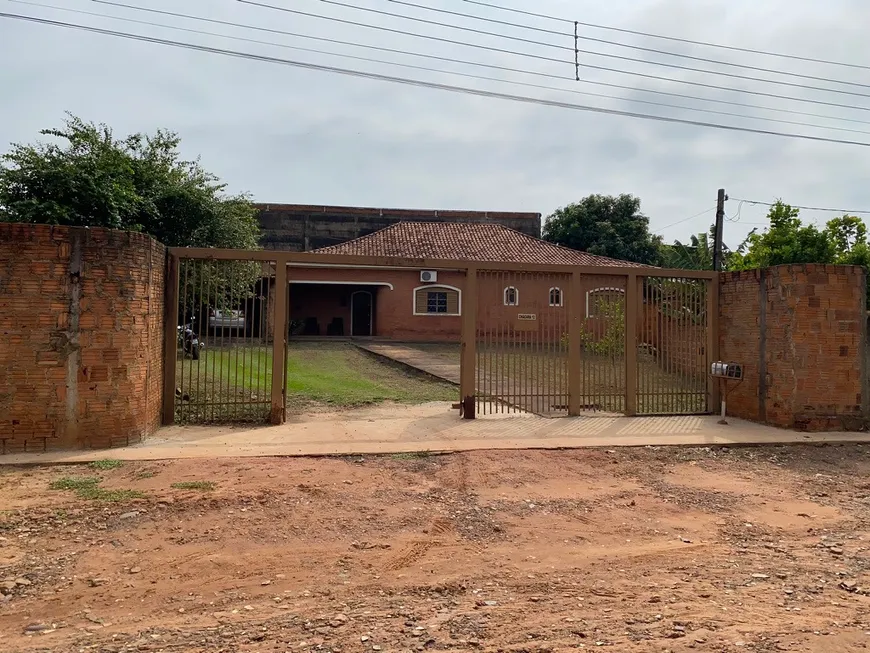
[209,308,245,331]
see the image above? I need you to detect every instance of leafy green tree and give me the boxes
[660,224,730,270]
[0,114,260,250]
[730,201,836,269]
[543,194,663,265]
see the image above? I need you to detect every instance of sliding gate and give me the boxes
[468,268,716,418]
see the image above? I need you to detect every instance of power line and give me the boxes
[4,11,870,148]
[729,198,870,215]
[462,0,870,72]
[239,0,870,101]
[12,1,863,135]
[237,0,870,114]
[653,207,717,233]
[385,0,870,91]
[91,0,870,128]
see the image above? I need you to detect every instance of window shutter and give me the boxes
[446,289,459,314]
[415,289,428,313]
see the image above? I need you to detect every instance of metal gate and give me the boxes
[162,249,718,426]
[462,267,717,419]
[164,256,285,425]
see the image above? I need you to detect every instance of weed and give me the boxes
[49,477,101,491]
[135,471,156,480]
[50,476,144,502]
[391,451,433,460]
[89,459,123,470]
[171,481,216,491]
[79,488,146,502]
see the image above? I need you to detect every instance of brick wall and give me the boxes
[0,224,166,453]
[719,264,866,431]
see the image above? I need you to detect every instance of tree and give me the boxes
[730,201,836,269]
[543,194,662,265]
[660,224,730,270]
[0,114,260,250]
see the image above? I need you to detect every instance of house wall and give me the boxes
[257,204,542,251]
[286,266,630,342]
[719,264,866,431]
[0,223,165,454]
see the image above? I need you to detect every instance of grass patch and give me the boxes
[135,471,156,479]
[391,451,433,460]
[49,476,144,502]
[49,476,101,491]
[175,342,457,423]
[89,459,123,470]
[171,481,216,491]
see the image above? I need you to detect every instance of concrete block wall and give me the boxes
[256,204,543,251]
[0,224,166,453]
[719,264,866,431]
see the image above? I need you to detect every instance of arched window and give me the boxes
[549,287,563,307]
[586,287,625,318]
[413,284,461,316]
[503,286,519,306]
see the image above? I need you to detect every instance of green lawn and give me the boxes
[175,342,457,423]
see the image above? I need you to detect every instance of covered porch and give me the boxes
[288,281,390,338]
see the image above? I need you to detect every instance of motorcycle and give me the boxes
[177,318,202,360]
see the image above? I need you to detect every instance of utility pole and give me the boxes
[713,188,727,271]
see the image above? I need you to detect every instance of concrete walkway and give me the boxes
[1,402,866,465]
[356,342,460,384]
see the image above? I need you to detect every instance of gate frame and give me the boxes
[162,247,719,426]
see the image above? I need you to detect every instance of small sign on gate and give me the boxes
[514,313,538,332]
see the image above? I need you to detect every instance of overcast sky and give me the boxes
[1,0,869,248]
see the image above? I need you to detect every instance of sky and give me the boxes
[1,0,869,249]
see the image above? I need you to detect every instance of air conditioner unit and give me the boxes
[420,270,438,283]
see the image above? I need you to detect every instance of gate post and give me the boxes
[624,273,639,416]
[568,271,583,415]
[460,266,478,418]
[270,261,288,425]
[706,274,720,413]
[161,252,180,426]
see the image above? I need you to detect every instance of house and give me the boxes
[286,221,645,341]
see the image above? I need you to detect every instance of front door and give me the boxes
[351,291,373,337]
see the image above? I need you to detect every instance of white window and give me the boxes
[549,287,563,307]
[503,286,519,306]
[586,287,625,318]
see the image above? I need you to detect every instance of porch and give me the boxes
[288,281,387,338]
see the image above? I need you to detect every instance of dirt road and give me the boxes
[2,444,870,652]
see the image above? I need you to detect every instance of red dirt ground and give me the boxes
[2,444,870,652]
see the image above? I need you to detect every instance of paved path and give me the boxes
[1,403,867,464]
[356,342,460,384]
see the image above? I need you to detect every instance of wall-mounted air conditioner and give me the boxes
[420,270,438,283]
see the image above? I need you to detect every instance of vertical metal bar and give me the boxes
[568,271,582,415]
[625,272,638,416]
[230,263,239,421]
[706,275,719,414]
[271,262,288,424]
[179,259,190,423]
[194,260,203,422]
[258,276,266,419]
[161,252,180,425]
[219,262,228,420]
[461,266,478,419]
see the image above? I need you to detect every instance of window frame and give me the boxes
[548,287,563,307]
[585,287,625,318]
[412,284,462,316]
[503,286,519,306]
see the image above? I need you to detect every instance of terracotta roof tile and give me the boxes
[313,222,649,267]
